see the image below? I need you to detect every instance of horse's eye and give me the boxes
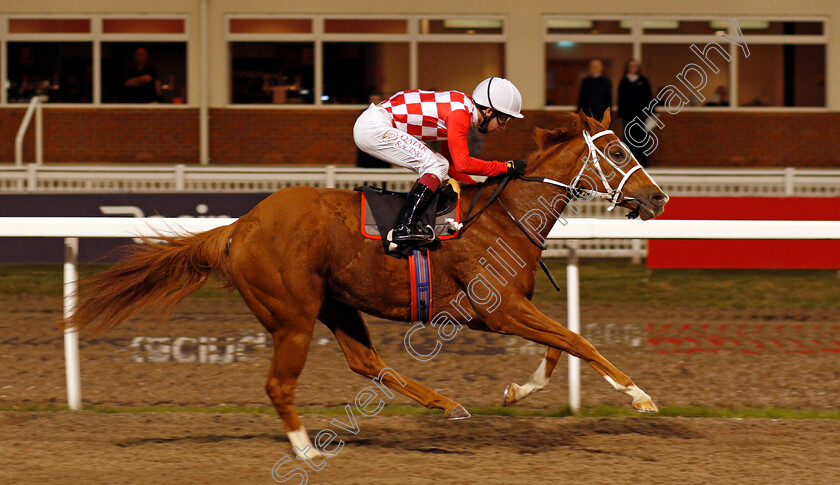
[611,150,625,160]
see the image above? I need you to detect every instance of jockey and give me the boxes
[354,77,527,245]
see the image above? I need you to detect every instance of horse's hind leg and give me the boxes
[319,298,470,419]
[237,278,324,460]
[503,347,562,406]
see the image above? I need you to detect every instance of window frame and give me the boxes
[225,14,507,109]
[1,13,191,107]
[542,15,829,112]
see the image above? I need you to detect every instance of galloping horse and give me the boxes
[64,109,668,458]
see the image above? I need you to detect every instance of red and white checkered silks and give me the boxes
[381,90,476,141]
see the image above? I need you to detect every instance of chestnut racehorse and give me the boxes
[64,109,668,458]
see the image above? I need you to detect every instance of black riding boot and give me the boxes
[389,182,437,244]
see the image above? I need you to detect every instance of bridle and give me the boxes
[521,129,645,212]
[463,128,647,230]
[460,128,650,289]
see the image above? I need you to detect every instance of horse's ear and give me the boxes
[577,109,592,130]
[601,108,612,128]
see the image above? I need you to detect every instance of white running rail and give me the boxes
[1,165,839,260]
[14,96,47,167]
[2,217,839,413]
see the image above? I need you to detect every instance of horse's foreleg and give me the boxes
[319,299,470,419]
[486,300,657,413]
[503,347,562,406]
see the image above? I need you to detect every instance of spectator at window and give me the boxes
[123,48,160,103]
[618,59,654,166]
[577,59,612,123]
[705,86,730,107]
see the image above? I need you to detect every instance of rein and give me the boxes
[459,128,646,291]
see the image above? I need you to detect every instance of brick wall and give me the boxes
[3,107,839,167]
[209,109,359,165]
[0,108,199,164]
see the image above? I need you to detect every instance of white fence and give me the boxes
[2,165,840,260]
[2,165,840,196]
[2,217,839,413]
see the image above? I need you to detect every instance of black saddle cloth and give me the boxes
[355,183,459,257]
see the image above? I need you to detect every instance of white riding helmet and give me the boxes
[472,77,524,119]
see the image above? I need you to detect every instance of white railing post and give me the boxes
[26,163,38,192]
[784,167,795,196]
[630,239,643,264]
[325,164,336,189]
[566,244,581,414]
[63,237,82,410]
[35,99,44,165]
[14,96,45,166]
[175,164,186,191]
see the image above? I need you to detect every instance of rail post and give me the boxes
[784,167,795,196]
[63,238,82,410]
[566,243,581,413]
[175,164,186,191]
[325,164,337,189]
[35,99,43,165]
[26,163,37,192]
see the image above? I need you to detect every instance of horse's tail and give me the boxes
[62,222,238,334]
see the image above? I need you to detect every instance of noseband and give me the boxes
[523,130,645,211]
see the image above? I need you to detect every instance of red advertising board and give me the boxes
[647,197,840,269]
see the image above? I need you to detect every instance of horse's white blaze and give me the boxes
[603,375,651,403]
[288,427,323,459]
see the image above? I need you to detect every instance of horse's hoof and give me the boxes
[445,404,471,420]
[503,383,520,407]
[632,397,659,414]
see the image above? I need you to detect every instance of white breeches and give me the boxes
[353,104,450,182]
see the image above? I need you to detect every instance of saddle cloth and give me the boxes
[356,182,461,244]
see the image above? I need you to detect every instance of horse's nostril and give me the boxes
[651,193,668,205]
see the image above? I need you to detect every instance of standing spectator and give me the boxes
[123,48,160,103]
[577,59,612,123]
[618,59,654,166]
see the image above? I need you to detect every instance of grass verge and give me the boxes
[2,260,838,308]
[1,403,839,420]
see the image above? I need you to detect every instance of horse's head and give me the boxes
[530,110,668,220]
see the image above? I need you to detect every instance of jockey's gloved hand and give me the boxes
[506,159,527,178]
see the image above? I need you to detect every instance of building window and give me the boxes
[9,18,90,33]
[738,44,825,107]
[7,42,93,103]
[226,15,506,106]
[418,42,504,94]
[3,15,189,106]
[324,19,407,34]
[643,43,730,107]
[545,42,632,106]
[322,42,409,104]
[543,16,828,109]
[230,42,315,104]
[101,42,187,104]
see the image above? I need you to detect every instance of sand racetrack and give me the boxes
[1,295,839,483]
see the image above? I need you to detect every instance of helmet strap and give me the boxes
[476,77,497,134]
[477,108,493,134]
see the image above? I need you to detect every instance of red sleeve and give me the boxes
[441,143,477,183]
[445,109,508,178]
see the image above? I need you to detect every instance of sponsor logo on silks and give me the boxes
[382,130,399,145]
